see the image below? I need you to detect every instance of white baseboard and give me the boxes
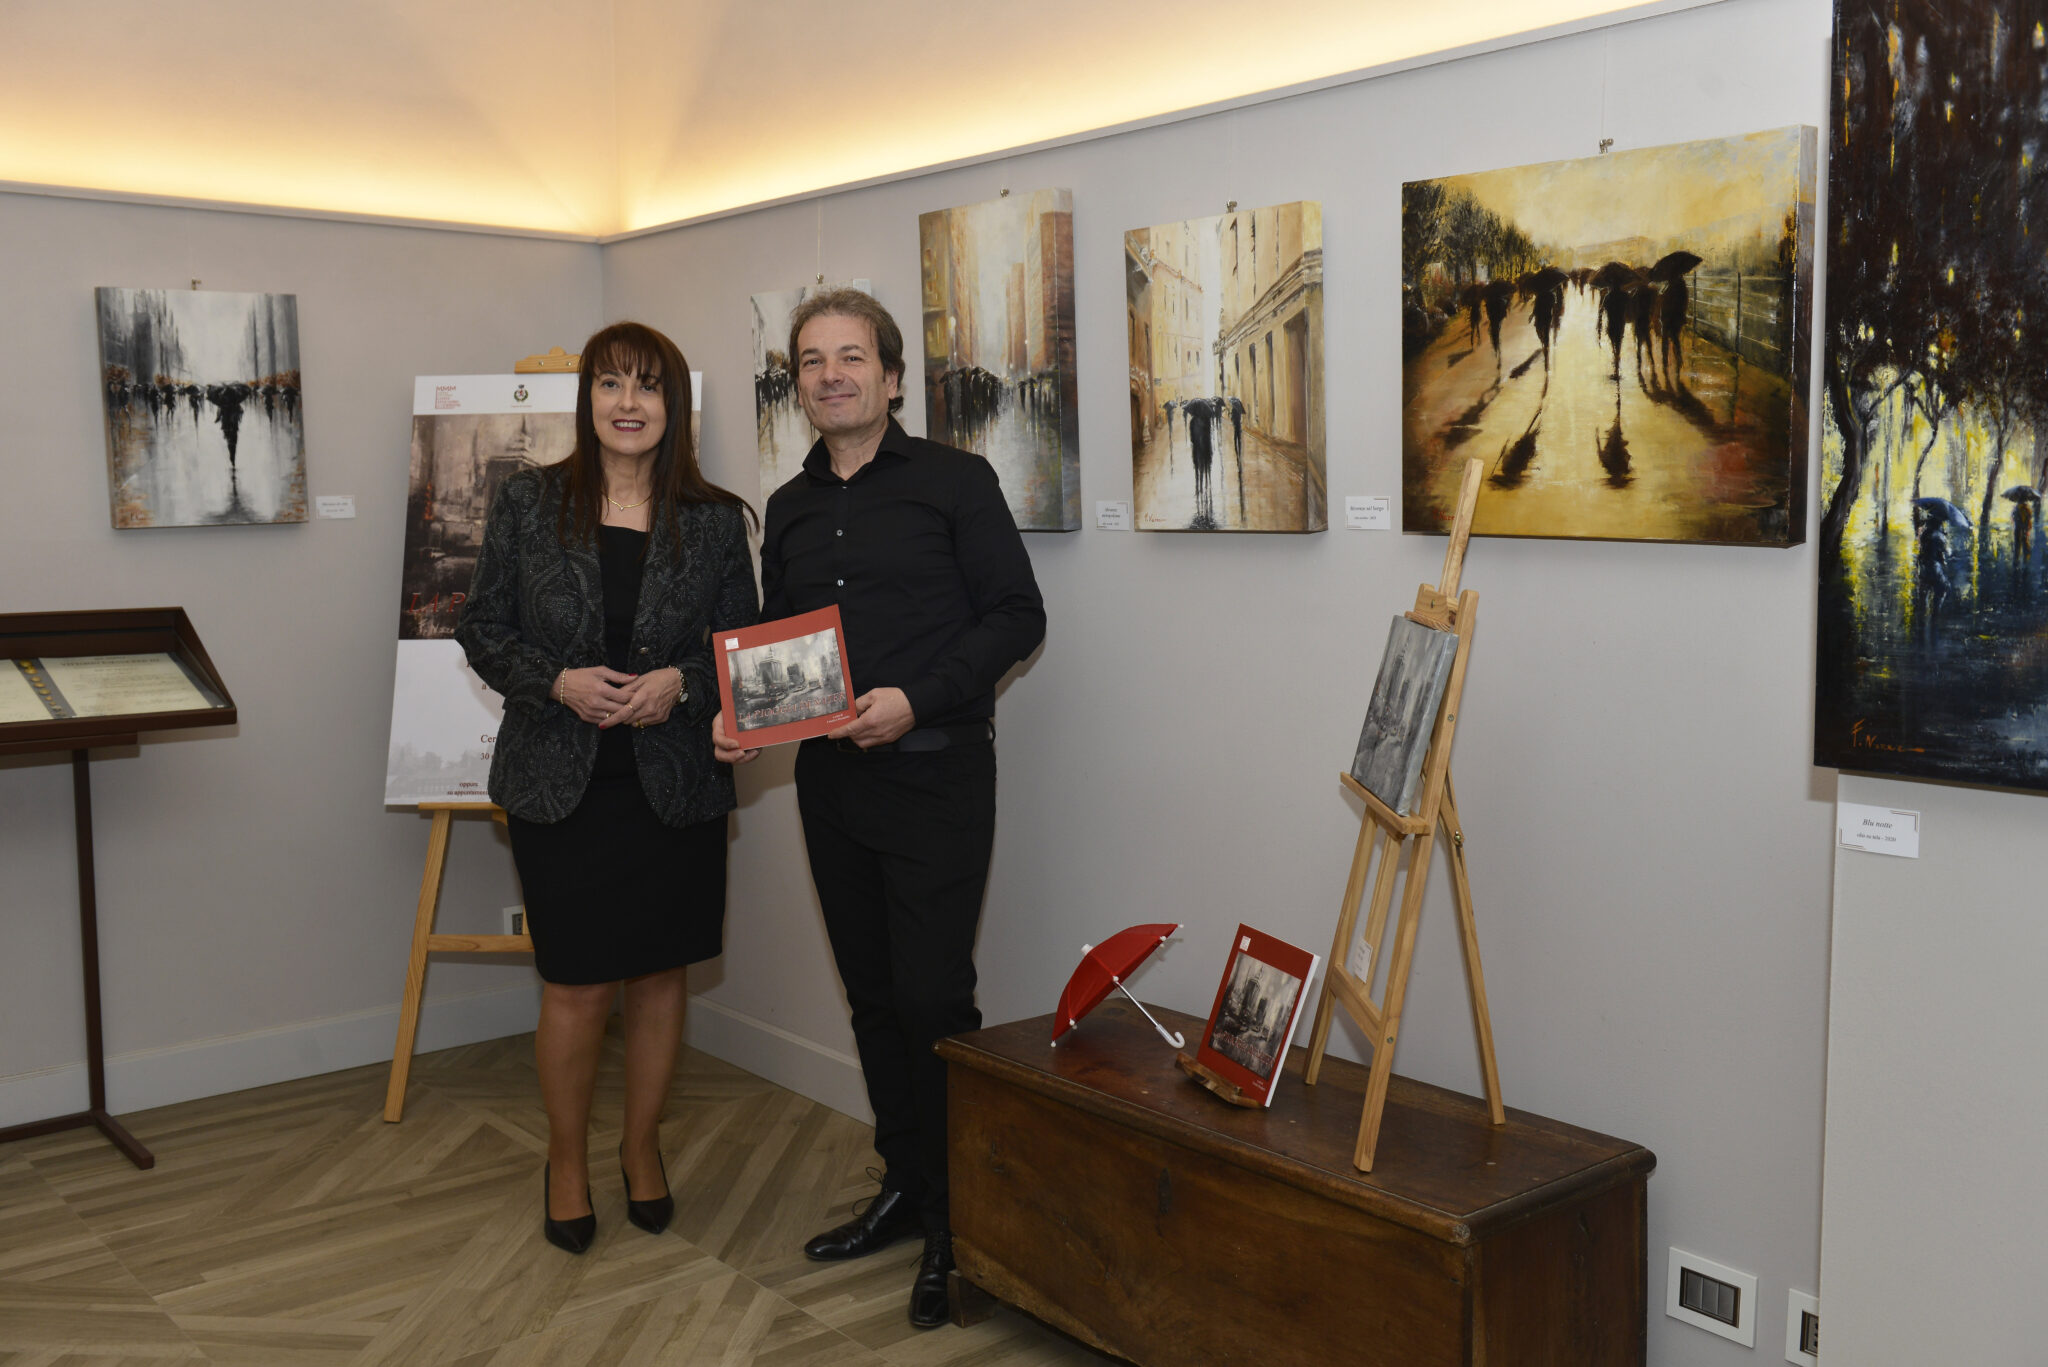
[685,996,871,1124]
[0,982,542,1129]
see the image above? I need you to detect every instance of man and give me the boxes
[714,288,1045,1328]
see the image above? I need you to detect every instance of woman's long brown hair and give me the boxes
[554,321,756,548]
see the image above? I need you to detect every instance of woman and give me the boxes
[457,321,757,1253]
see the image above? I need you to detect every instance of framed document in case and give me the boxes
[0,607,236,1170]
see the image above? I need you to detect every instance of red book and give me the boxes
[714,606,856,748]
[1195,924,1322,1108]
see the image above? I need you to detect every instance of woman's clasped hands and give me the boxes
[557,665,683,729]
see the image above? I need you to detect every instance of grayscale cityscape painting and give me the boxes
[919,190,1080,530]
[1127,201,1325,532]
[96,287,306,527]
[1350,617,1458,815]
[1208,953,1303,1081]
[728,629,848,734]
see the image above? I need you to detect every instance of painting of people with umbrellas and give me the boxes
[1399,128,1816,545]
[1814,0,2048,791]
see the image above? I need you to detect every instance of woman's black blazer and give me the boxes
[455,465,759,825]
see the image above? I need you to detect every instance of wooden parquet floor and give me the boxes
[0,1031,1119,1367]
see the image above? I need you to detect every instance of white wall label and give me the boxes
[1095,500,1131,530]
[1345,496,1392,530]
[1837,802,1920,858]
[315,495,356,519]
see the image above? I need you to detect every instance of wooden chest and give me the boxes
[938,1001,1653,1366]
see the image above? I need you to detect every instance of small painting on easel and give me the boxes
[1349,617,1458,815]
[1196,925,1320,1108]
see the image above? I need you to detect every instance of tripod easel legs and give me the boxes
[1442,778,1504,1125]
[384,808,453,1122]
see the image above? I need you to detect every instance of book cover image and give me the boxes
[715,605,855,748]
[1196,924,1322,1108]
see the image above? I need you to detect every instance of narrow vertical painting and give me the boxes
[1400,129,1816,545]
[919,190,1080,530]
[1126,201,1325,532]
[753,279,871,504]
[1816,2,2048,790]
[96,287,307,527]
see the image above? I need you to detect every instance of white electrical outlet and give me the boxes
[1785,1289,1818,1365]
[504,905,526,937]
[1666,1247,1757,1347]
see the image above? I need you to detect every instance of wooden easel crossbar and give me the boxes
[1301,458,1504,1172]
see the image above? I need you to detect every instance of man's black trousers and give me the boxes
[794,736,996,1231]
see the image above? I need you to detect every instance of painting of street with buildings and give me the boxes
[919,191,1079,530]
[1815,2,2048,791]
[96,287,306,527]
[401,408,575,639]
[1126,201,1325,531]
[1400,128,1815,545]
[752,279,871,504]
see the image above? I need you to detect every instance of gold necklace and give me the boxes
[604,487,652,511]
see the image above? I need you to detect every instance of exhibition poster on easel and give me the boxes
[381,371,704,804]
[384,373,578,804]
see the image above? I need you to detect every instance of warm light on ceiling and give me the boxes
[2,0,1682,236]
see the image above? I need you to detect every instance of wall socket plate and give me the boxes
[503,905,526,937]
[1666,1247,1757,1347]
[1785,1289,1818,1365]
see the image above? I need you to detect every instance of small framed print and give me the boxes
[714,605,855,748]
[1195,924,1321,1108]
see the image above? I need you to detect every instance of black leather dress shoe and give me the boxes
[908,1229,955,1329]
[620,1144,673,1235]
[543,1163,596,1255]
[802,1188,922,1261]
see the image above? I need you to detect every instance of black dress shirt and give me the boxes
[761,420,1046,728]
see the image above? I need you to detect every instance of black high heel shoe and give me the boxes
[543,1162,596,1254]
[620,1143,674,1235]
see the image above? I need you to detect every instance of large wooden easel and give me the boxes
[1302,459,1503,1172]
[384,346,579,1122]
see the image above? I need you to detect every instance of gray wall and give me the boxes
[34,2,2035,1362]
[0,192,601,1113]
[607,2,1835,1364]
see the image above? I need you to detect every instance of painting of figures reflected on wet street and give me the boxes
[1127,202,1325,532]
[728,629,848,734]
[1815,1,2048,791]
[1401,129,1815,545]
[919,191,1080,530]
[96,288,306,527]
[753,280,871,504]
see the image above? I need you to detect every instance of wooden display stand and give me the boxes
[942,1001,1653,1367]
[1302,458,1503,1172]
[382,801,531,1121]
[383,342,572,1122]
[0,608,237,1169]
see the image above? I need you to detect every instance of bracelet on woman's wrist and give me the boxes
[554,667,569,704]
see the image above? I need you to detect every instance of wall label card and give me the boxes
[1837,802,1920,859]
[1095,500,1131,530]
[1345,496,1391,530]
[316,495,356,519]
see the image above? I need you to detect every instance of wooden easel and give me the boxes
[383,802,532,1120]
[386,346,579,1121]
[1301,458,1503,1172]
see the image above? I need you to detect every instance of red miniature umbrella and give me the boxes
[1051,923,1183,1048]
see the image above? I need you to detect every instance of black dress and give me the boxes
[506,526,727,985]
